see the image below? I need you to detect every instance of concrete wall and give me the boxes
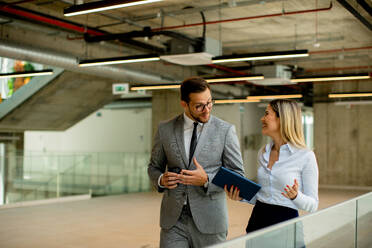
[24,108,152,153]
[314,79,372,187]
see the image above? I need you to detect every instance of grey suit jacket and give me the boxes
[148,114,245,234]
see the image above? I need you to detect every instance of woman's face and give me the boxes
[261,105,280,137]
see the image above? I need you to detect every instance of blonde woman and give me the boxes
[225,99,319,233]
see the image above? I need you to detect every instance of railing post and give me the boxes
[56,173,60,198]
[294,223,297,248]
[355,200,358,248]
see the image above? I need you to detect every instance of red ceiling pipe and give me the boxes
[152,2,333,31]
[309,46,372,55]
[0,5,104,36]
[207,64,247,76]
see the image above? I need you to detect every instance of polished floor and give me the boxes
[0,188,369,248]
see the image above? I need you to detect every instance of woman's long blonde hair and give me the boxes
[269,99,306,148]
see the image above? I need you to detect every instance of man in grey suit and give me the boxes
[148,77,245,248]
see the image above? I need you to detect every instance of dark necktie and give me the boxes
[189,122,198,165]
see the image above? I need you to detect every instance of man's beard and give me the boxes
[190,111,210,123]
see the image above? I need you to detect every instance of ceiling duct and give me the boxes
[160,37,222,66]
[0,40,173,84]
[251,65,294,85]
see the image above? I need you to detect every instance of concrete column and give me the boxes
[213,103,263,179]
[151,90,183,141]
[314,79,372,187]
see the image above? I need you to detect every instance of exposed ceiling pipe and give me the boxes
[0,4,104,36]
[357,0,372,16]
[0,40,174,84]
[0,4,165,53]
[337,0,372,31]
[152,2,333,31]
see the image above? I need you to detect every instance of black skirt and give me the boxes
[246,200,299,233]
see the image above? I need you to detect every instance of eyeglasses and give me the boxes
[190,101,214,112]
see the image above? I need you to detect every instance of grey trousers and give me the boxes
[160,210,227,248]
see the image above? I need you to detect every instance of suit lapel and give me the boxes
[175,114,188,168]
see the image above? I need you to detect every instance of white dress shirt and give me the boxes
[246,141,319,213]
[183,113,203,161]
[158,113,203,187]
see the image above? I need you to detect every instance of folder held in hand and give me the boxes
[212,167,261,200]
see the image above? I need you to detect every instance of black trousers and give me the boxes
[246,200,299,233]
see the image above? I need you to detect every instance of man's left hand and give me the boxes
[178,157,208,186]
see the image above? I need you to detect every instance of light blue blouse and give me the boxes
[246,142,319,213]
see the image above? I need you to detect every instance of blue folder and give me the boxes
[212,167,261,200]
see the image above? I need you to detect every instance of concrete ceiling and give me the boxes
[1,0,369,71]
[0,0,371,105]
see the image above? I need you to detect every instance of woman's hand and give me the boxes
[282,179,299,200]
[224,185,243,201]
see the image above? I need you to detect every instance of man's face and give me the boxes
[182,88,213,123]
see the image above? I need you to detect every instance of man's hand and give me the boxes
[160,172,181,189]
[178,158,208,186]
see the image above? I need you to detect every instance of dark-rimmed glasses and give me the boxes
[189,100,214,112]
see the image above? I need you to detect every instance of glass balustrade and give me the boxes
[211,192,372,248]
[1,151,151,205]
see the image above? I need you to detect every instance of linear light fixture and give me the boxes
[79,54,160,67]
[131,85,180,91]
[334,101,372,106]
[328,93,372,98]
[290,74,371,83]
[64,0,163,17]
[205,75,264,83]
[215,99,260,104]
[247,94,303,100]
[0,69,54,78]
[212,50,309,64]
[130,75,265,91]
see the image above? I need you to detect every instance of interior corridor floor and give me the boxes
[0,188,369,248]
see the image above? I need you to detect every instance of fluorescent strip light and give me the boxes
[247,94,303,100]
[130,76,265,90]
[131,85,180,91]
[329,93,372,98]
[213,54,308,63]
[206,76,264,83]
[334,101,372,106]
[0,70,53,79]
[64,0,163,17]
[215,99,260,104]
[291,75,370,83]
[79,55,160,67]
[212,50,309,64]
